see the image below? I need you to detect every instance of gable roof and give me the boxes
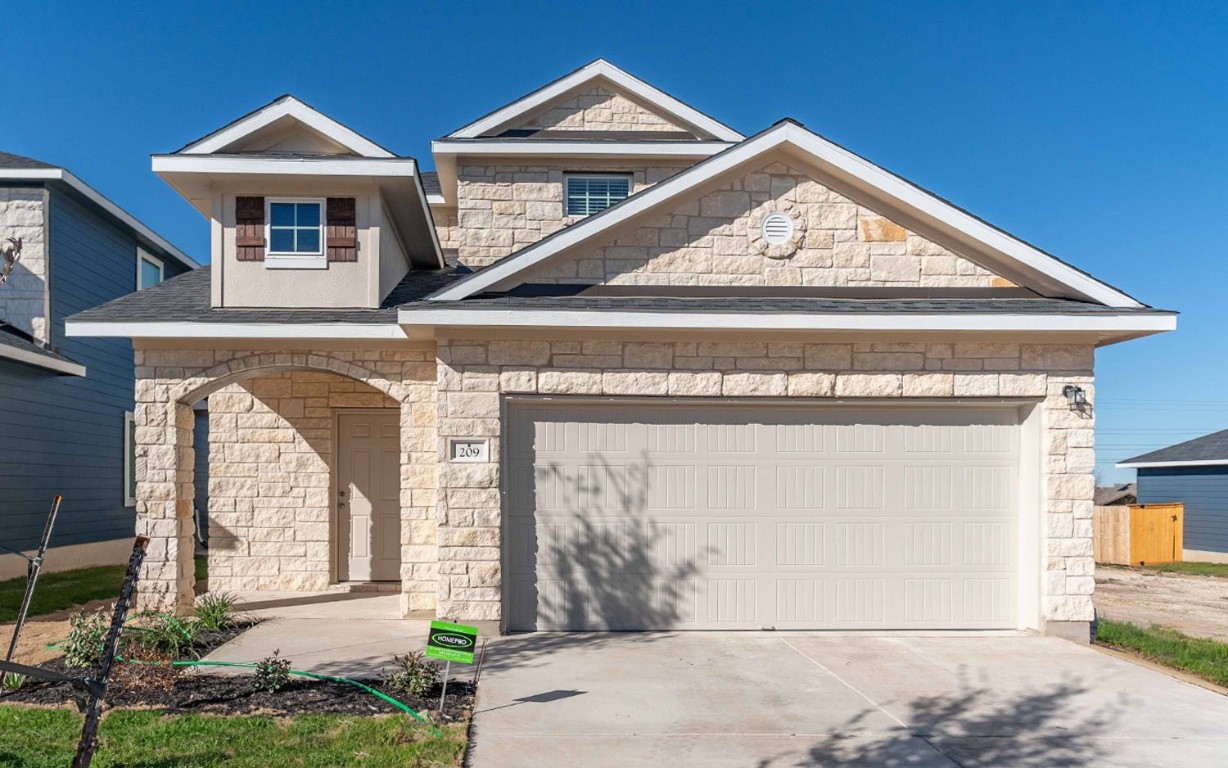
[0,153,199,270]
[428,120,1143,308]
[446,59,744,142]
[0,327,86,376]
[177,95,396,158]
[1119,430,1228,469]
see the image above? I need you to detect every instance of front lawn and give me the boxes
[0,565,126,622]
[1097,619,1228,687]
[0,707,467,767]
[1145,561,1228,578]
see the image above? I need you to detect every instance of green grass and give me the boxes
[1144,561,1228,578]
[0,566,126,623]
[1098,619,1228,687]
[0,707,467,767]
[196,554,208,583]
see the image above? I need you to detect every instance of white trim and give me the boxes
[152,154,417,177]
[449,59,744,141]
[0,168,199,269]
[428,122,1144,308]
[66,320,408,340]
[180,95,395,158]
[398,307,1176,334]
[265,197,325,267]
[426,193,447,206]
[137,248,164,290]
[1117,459,1228,469]
[430,140,732,158]
[124,410,136,506]
[0,342,87,376]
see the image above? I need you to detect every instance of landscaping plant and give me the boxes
[253,650,292,693]
[1,673,26,693]
[126,612,197,659]
[62,608,109,668]
[193,591,240,631]
[381,651,441,697]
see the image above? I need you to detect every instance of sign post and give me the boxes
[425,620,479,716]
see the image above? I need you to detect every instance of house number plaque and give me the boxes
[448,438,489,463]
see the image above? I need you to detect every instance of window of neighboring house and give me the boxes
[124,411,136,506]
[266,198,325,268]
[137,249,163,290]
[564,174,632,217]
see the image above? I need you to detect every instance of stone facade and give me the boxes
[132,346,438,614]
[510,86,690,134]
[205,371,399,592]
[434,337,1096,625]
[518,160,1012,288]
[0,187,50,343]
[455,162,691,268]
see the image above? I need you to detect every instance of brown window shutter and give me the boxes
[327,197,358,262]
[235,196,265,261]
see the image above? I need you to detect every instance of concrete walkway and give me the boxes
[199,591,494,679]
[469,633,1228,767]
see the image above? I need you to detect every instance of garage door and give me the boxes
[505,403,1021,631]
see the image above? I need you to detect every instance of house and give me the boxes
[1094,483,1137,506]
[65,60,1176,641]
[1119,430,1228,562]
[0,152,198,578]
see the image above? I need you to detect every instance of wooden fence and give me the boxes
[1093,503,1184,566]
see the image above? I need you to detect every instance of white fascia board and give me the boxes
[66,321,408,340]
[429,122,1143,308]
[0,168,200,270]
[398,308,1175,335]
[0,344,86,376]
[1117,459,1228,469]
[152,155,417,178]
[450,59,744,142]
[180,96,395,158]
[430,140,732,158]
[426,193,447,206]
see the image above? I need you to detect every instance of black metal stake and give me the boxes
[71,536,148,768]
[4,496,63,664]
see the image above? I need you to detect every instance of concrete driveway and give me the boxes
[468,633,1228,767]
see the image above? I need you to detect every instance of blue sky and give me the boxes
[4,1,1224,481]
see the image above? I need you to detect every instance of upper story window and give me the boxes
[565,174,631,216]
[137,249,163,290]
[267,198,324,268]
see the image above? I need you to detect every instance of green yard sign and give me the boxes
[425,620,479,664]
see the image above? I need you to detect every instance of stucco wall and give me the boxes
[0,187,49,342]
[434,337,1096,626]
[509,85,690,134]
[517,160,1011,288]
[455,162,692,268]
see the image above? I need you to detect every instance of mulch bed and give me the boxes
[4,661,476,719]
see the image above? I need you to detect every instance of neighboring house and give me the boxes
[66,60,1176,641]
[1120,430,1228,562]
[1094,483,1137,506]
[0,152,198,578]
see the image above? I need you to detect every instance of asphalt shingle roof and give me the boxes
[0,328,84,369]
[1122,430,1228,466]
[0,152,57,170]
[420,171,441,196]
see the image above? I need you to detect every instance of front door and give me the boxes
[338,411,401,582]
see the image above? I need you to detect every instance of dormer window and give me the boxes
[267,198,325,268]
[565,174,631,217]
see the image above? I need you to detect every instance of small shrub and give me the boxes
[126,613,197,660]
[253,650,291,693]
[194,592,240,631]
[63,609,109,668]
[1,672,26,693]
[381,651,440,698]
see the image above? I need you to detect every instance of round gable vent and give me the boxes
[761,212,795,245]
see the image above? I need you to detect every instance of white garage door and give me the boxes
[505,403,1021,631]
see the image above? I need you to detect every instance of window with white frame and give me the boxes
[267,198,324,268]
[137,249,163,290]
[564,174,632,216]
[124,411,136,506]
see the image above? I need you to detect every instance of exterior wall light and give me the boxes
[1062,385,1087,409]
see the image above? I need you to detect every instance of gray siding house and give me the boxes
[0,152,198,578]
[1120,429,1228,562]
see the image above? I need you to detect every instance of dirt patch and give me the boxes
[1095,567,1228,641]
[0,599,115,665]
[1,658,474,720]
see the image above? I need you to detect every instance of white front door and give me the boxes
[338,411,401,582]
